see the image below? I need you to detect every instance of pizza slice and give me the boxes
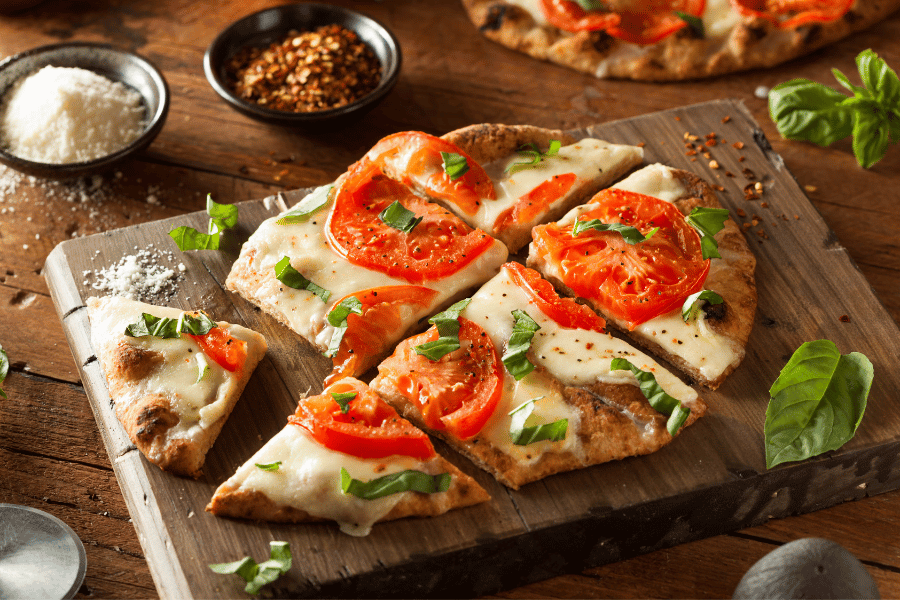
[360,125,643,252]
[206,377,490,536]
[86,295,267,477]
[370,262,707,490]
[528,163,757,389]
[226,158,508,384]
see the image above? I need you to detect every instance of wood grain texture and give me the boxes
[41,100,900,598]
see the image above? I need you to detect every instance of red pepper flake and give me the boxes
[839,314,851,323]
[675,116,682,121]
[706,138,718,146]
[733,141,745,149]
[743,183,760,201]
[225,24,382,113]
[721,115,731,124]
[742,167,757,181]
[736,208,746,217]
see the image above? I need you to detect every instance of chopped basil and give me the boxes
[681,290,724,322]
[378,200,423,233]
[574,0,607,9]
[508,396,568,446]
[196,353,210,383]
[340,467,451,500]
[124,312,217,339]
[330,390,357,414]
[169,194,239,251]
[765,340,872,469]
[675,11,704,38]
[0,344,8,399]
[572,218,658,245]
[325,296,363,358]
[276,184,333,225]
[441,151,470,181]
[502,310,541,380]
[255,461,282,472]
[506,140,562,175]
[686,207,730,259]
[610,357,690,436]
[209,541,291,595]
[414,298,472,361]
[274,256,331,303]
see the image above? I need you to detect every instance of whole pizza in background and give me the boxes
[461,0,900,80]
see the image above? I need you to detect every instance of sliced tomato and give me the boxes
[493,172,577,233]
[289,378,436,460]
[376,318,503,440]
[326,160,497,284]
[326,285,440,385]
[540,0,620,31]
[188,326,247,373]
[364,131,496,215]
[540,0,705,44]
[504,262,606,333]
[731,0,852,28]
[530,188,709,329]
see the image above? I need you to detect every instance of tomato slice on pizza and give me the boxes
[540,0,620,30]
[376,318,504,440]
[731,0,854,28]
[531,188,710,329]
[188,327,248,373]
[326,160,497,284]
[289,378,437,460]
[540,0,706,44]
[493,172,578,234]
[504,261,606,333]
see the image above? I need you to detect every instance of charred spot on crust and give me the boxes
[801,23,823,45]
[135,406,178,442]
[589,31,615,54]
[843,10,863,25]
[113,343,164,381]
[704,301,728,321]
[481,4,508,31]
[746,24,767,42]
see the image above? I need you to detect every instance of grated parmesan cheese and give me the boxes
[86,247,184,303]
[0,66,146,164]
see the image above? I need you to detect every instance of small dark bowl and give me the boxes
[0,42,169,179]
[204,3,401,128]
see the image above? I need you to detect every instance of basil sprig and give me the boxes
[414,299,472,361]
[379,200,423,233]
[209,541,292,595]
[686,207,729,259]
[441,152,470,181]
[341,467,451,500]
[274,256,331,303]
[255,461,282,472]
[124,311,217,339]
[610,357,691,436]
[769,49,900,168]
[765,340,872,469]
[0,343,8,399]
[572,218,658,245]
[506,140,562,175]
[675,11,704,37]
[325,296,363,358]
[169,194,239,251]
[681,290,724,322]
[276,184,333,225]
[502,310,541,380]
[331,390,357,414]
[509,397,568,446]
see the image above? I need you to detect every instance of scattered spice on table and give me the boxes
[226,24,382,113]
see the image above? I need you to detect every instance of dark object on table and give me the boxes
[732,537,880,599]
[204,3,401,128]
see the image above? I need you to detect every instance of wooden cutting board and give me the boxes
[44,99,900,598]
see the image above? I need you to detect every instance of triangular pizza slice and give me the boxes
[87,296,267,477]
[528,163,757,388]
[370,262,706,490]
[207,377,490,536]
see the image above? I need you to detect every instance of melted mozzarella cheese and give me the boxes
[221,424,427,537]
[613,162,687,201]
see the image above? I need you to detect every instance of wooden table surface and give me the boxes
[1,1,898,598]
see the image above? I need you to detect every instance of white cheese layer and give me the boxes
[220,424,427,537]
[89,297,255,450]
[234,187,508,349]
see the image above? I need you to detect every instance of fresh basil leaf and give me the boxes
[325,296,363,358]
[340,467,451,500]
[765,340,872,469]
[274,256,331,303]
[675,11,704,37]
[508,396,568,446]
[209,541,291,595]
[768,79,854,147]
[441,152,470,181]
[686,207,730,259]
[681,290,724,322]
[124,312,217,339]
[180,312,217,336]
[207,194,239,231]
[857,49,900,105]
[502,310,541,380]
[276,185,334,225]
[379,200,423,233]
[196,354,210,383]
[414,298,471,361]
[0,344,8,399]
[574,0,607,9]
[330,391,357,414]
[852,106,891,169]
[610,357,690,436]
[506,140,562,174]
[169,194,238,251]
[255,461,282,471]
[572,218,657,245]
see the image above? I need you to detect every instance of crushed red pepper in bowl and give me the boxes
[225,24,382,113]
